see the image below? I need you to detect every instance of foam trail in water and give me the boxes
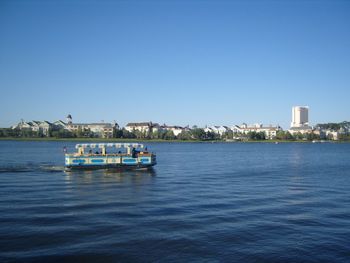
[0,163,65,173]
[39,165,65,173]
[0,165,34,173]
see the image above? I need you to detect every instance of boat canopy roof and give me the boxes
[75,143,144,149]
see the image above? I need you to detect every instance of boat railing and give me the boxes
[75,143,144,149]
[65,143,154,157]
[74,153,153,156]
[68,151,153,157]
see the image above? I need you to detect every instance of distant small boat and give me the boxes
[64,143,156,171]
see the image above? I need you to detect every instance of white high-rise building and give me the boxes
[291,106,309,128]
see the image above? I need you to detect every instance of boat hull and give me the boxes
[65,163,156,171]
[64,153,156,171]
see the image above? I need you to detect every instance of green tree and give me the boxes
[305,132,320,141]
[338,134,350,141]
[205,131,219,140]
[222,130,233,140]
[150,130,158,139]
[164,130,175,140]
[76,126,84,137]
[121,128,136,139]
[114,129,123,138]
[276,131,294,140]
[158,130,167,140]
[177,130,192,140]
[247,131,266,140]
[133,130,142,139]
[191,128,206,140]
[294,132,303,140]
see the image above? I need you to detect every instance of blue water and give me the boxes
[0,141,350,262]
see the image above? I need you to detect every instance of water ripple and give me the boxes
[1,142,350,262]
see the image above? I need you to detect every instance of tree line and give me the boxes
[1,127,349,141]
[315,121,350,131]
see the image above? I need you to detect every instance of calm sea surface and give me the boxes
[0,141,350,262]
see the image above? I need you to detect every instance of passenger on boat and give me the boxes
[132,148,139,158]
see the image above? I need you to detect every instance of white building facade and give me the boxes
[66,123,114,138]
[291,106,309,128]
[12,120,53,136]
[125,122,160,133]
[204,126,229,136]
[160,125,184,136]
[289,106,313,135]
[238,124,281,139]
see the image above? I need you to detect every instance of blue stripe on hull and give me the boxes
[91,159,105,163]
[65,163,156,171]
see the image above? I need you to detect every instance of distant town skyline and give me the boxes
[1,1,349,129]
[8,108,350,141]
[5,105,346,132]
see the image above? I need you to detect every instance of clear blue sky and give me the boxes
[1,0,349,129]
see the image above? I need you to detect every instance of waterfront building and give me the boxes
[238,123,282,139]
[289,106,312,135]
[12,120,33,130]
[204,126,229,136]
[64,115,117,138]
[53,120,68,130]
[66,123,114,138]
[314,127,344,140]
[66,114,72,124]
[291,106,309,128]
[230,125,243,134]
[31,121,52,135]
[288,126,313,136]
[66,120,114,139]
[160,124,185,136]
[12,120,53,136]
[12,115,119,138]
[314,122,350,140]
[125,122,159,133]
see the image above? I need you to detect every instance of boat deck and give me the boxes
[64,143,156,170]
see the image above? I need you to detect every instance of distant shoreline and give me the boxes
[0,137,348,143]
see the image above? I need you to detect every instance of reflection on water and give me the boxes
[64,168,157,185]
[289,145,303,169]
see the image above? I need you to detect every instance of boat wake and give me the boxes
[0,165,34,173]
[0,164,65,173]
[39,165,65,173]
